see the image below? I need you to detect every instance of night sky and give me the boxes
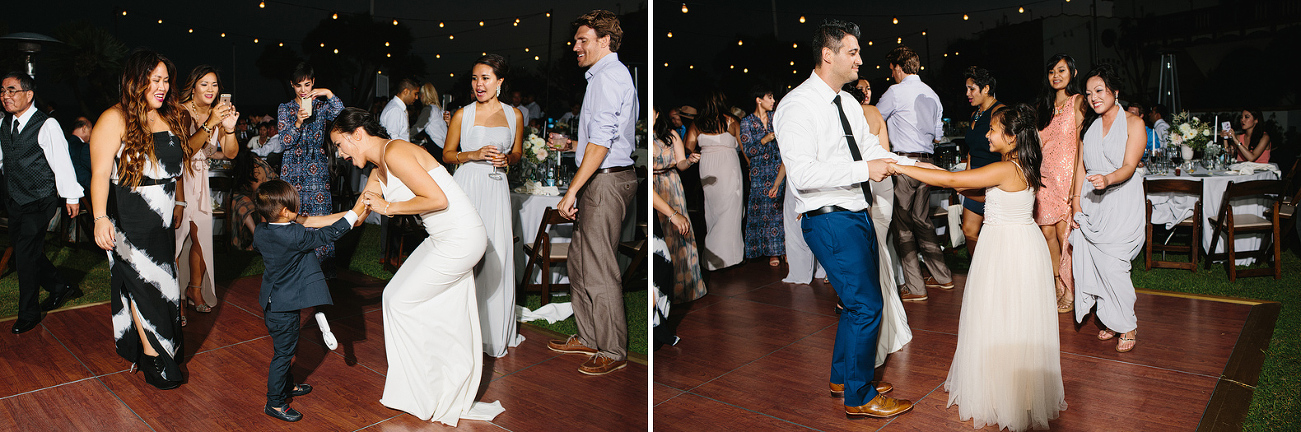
[5,0,645,119]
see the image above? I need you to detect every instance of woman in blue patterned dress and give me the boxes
[739,86,784,266]
[276,62,343,260]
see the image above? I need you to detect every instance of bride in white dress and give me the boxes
[887,104,1065,431]
[444,54,525,358]
[330,107,503,427]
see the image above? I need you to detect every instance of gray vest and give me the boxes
[0,110,58,205]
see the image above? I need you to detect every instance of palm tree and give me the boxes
[47,22,128,117]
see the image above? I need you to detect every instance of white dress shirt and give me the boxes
[380,96,410,141]
[251,134,283,157]
[1,106,84,204]
[525,101,543,122]
[515,105,531,128]
[876,74,944,154]
[576,52,638,168]
[417,105,448,147]
[1152,118,1170,147]
[774,72,915,214]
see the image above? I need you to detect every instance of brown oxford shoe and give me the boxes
[578,355,627,376]
[845,394,914,418]
[829,381,893,397]
[547,335,598,355]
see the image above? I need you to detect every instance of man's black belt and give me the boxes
[803,205,865,218]
[897,152,932,159]
[595,165,633,174]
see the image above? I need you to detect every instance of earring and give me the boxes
[495,86,501,98]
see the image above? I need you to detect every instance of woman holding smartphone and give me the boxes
[1227,109,1272,163]
[276,62,344,262]
[176,65,239,325]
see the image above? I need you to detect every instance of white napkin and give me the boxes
[463,400,506,421]
[947,203,964,248]
[516,302,573,324]
[512,181,561,196]
[1228,162,1281,176]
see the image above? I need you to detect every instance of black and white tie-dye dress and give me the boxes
[108,131,185,375]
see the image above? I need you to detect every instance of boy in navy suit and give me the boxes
[253,179,367,422]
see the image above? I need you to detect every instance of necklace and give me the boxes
[1053,97,1070,116]
[973,100,997,123]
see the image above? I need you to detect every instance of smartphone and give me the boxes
[220,94,232,106]
[1221,121,1232,134]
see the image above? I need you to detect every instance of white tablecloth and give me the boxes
[1145,167,1279,265]
[510,192,638,285]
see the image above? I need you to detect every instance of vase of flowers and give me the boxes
[1167,111,1213,160]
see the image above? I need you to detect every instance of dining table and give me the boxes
[1144,164,1280,266]
[510,191,638,287]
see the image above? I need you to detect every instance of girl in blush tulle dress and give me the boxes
[887,104,1065,431]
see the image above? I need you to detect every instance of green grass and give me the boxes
[1,223,648,357]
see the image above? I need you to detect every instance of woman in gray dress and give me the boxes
[1069,65,1147,353]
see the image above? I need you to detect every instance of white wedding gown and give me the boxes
[451,101,523,357]
[378,164,502,426]
[944,186,1065,431]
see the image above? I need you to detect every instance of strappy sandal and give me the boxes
[1116,331,1137,352]
[1055,277,1074,313]
[186,284,213,313]
[1098,328,1116,341]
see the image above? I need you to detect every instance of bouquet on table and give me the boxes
[511,132,559,195]
[1166,111,1214,153]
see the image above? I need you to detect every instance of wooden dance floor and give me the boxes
[654,261,1278,431]
[0,270,647,431]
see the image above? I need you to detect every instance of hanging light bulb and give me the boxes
[963,14,969,20]
[792,43,798,48]
[435,54,441,58]
[333,48,339,54]
[868,40,873,46]
[689,65,694,69]
[393,19,398,25]
[922,31,927,36]
[279,42,284,47]
[221,32,226,37]
[799,16,806,23]
[188,28,194,33]
[743,68,749,73]
[681,3,688,13]
[893,16,899,25]
[121,10,127,15]
[259,1,265,8]
[663,63,669,67]
[1019,6,1025,13]
[525,47,530,52]
[479,21,484,26]
[254,38,259,43]
[332,13,338,19]
[534,56,540,61]
[157,19,163,24]
[737,40,743,46]
[386,53,391,57]
[897,37,902,43]
[439,22,445,28]
[667,32,673,38]
[449,35,455,40]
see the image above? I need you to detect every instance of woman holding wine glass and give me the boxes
[442,54,525,358]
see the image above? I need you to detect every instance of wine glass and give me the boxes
[488,144,506,180]
[1170,148,1184,174]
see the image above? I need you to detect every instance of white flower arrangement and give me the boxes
[1167,112,1213,151]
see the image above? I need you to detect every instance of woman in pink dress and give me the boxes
[1033,54,1087,313]
[1228,109,1272,163]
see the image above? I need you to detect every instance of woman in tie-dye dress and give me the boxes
[652,107,706,303]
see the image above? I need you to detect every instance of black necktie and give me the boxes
[9,118,16,142]
[831,94,875,208]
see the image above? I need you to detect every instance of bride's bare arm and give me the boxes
[368,142,448,215]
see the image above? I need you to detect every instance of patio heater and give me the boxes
[1157,52,1180,114]
[0,32,62,80]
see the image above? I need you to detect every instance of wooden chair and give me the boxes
[930,188,964,251]
[518,207,572,306]
[382,215,428,271]
[1144,178,1202,271]
[619,222,648,290]
[57,197,93,247]
[1204,179,1285,281]
[208,175,236,252]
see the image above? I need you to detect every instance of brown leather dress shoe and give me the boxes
[829,381,892,397]
[845,394,914,418]
[923,276,954,290]
[900,292,928,302]
[547,335,597,355]
[578,355,627,376]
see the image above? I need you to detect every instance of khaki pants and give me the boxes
[892,156,953,296]
[568,169,638,360]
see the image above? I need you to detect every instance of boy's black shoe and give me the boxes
[289,383,312,397]
[265,404,303,422]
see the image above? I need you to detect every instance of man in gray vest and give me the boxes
[1,72,84,334]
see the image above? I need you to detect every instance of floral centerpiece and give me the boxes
[1166,111,1214,152]
[510,129,559,195]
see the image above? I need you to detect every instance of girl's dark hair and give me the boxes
[1079,64,1124,141]
[963,66,997,99]
[654,106,676,146]
[254,179,298,221]
[1034,53,1082,130]
[472,54,510,82]
[991,103,1046,190]
[331,107,391,139]
[1243,108,1272,152]
[180,65,222,104]
[694,90,733,135]
[290,61,314,83]
[842,82,867,104]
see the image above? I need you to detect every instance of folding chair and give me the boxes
[1204,179,1285,281]
[1144,178,1202,271]
[518,207,573,306]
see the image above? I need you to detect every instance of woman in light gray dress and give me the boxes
[685,90,744,270]
[1069,65,1147,353]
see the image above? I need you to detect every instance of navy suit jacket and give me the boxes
[254,217,352,312]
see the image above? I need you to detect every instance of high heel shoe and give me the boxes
[139,354,181,390]
[186,284,212,313]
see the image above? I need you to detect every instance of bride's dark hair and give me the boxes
[331,107,391,139]
[991,103,1046,190]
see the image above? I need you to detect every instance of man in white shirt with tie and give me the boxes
[876,45,955,301]
[380,79,419,141]
[774,20,917,419]
[0,72,84,333]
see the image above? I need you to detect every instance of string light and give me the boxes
[743,68,748,73]
[664,63,669,67]
[681,3,688,13]
[667,32,673,38]
[689,65,694,69]
[121,10,127,16]
[449,35,455,40]
[893,16,899,24]
[729,65,735,69]
[799,16,805,23]
[943,53,948,57]
[793,70,797,74]
[525,47,530,52]
[479,21,484,26]
[482,52,486,56]
[254,38,259,43]
[439,22,445,27]
[737,40,743,46]
[392,19,398,25]
[513,22,518,27]
[221,33,226,37]
[386,53,391,57]
[897,37,902,43]
[876,65,881,69]
[332,13,338,19]
[955,51,960,55]
[868,40,873,46]
[259,1,265,8]
[545,12,550,17]
[792,42,798,48]
[278,42,284,47]
[320,43,325,47]
[449,73,454,77]
[435,54,441,58]
[157,19,163,24]
[533,56,539,60]
[789,61,794,65]
[333,48,339,54]
[922,31,927,36]
[188,29,194,33]
[963,14,969,20]
[1019,6,1025,13]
